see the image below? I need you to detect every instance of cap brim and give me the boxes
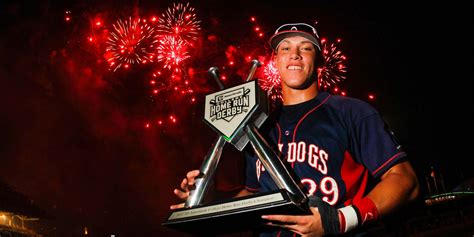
[269,31,320,51]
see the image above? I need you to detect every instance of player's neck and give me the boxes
[282,83,319,106]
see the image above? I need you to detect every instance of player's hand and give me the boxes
[170,170,200,210]
[261,207,325,237]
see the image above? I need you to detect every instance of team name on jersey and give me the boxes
[256,141,329,178]
[281,141,329,174]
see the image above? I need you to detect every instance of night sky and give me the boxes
[0,0,472,236]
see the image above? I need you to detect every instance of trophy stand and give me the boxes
[163,60,309,235]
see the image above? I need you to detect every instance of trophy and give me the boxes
[163,60,309,235]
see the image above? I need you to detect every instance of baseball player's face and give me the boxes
[274,35,317,90]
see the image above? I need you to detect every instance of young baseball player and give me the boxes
[171,22,419,237]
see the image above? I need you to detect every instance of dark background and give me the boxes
[0,0,471,236]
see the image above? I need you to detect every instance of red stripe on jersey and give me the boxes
[372,151,405,176]
[292,95,331,142]
[341,151,369,206]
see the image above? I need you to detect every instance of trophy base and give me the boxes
[162,189,309,235]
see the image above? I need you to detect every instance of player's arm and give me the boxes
[335,110,419,231]
[366,159,419,217]
[334,159,419,234]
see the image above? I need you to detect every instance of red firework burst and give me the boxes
[157,2,201,43]
[260,60,282,102]
[105,17,159,71]
[318,38,347,89]
[156,35,190,70]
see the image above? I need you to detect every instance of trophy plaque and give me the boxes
[163,189,308,235]
[163,60,309,234]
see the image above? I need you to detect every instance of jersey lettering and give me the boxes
[318,149,328,174]
[254,139,338,205]
[297,141,306,162]
[320,176,339,205]
[287,142,297,162]
[283,142,329,174]
[298,177,340,205]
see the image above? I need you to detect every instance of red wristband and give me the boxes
[353,197,379,225]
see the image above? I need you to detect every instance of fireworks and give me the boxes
[318,38,347,90]
[157,2,201,43]
[105,17,159,71]
[260,60,282,102]
[156,35,190,70]
[64,3,205,131]
[154,2,200,72]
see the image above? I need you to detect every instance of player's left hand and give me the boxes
[261,207,325,237]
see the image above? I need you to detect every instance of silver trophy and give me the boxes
[163,60,308,234]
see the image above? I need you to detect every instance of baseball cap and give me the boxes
[269,23,321,51]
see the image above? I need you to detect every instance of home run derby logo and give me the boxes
[209,87,250,122]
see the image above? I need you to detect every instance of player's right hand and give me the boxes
[170,170,200,210]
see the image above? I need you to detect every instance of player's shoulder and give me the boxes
[324,92,378,120]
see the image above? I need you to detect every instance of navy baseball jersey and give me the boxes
[244,91,406,236]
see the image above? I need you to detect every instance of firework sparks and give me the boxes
[145,68,198,129]
[64,10,72,22]
[156,35,190,70]
[260,60,282,102]
[157,2,201,43]
[63,4,205,133]
[105,17,159,71]
[318,38,347,89]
